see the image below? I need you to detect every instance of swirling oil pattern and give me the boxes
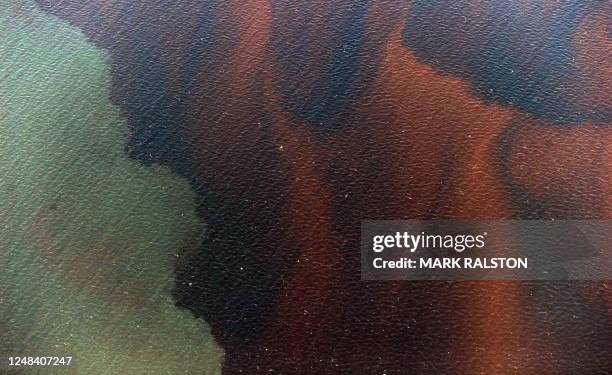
[4,0,610,373]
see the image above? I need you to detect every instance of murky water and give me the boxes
[0,1,222,373]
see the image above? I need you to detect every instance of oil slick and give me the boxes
[0,1,223,373]
[6,0,611,374]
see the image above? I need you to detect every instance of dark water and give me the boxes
[3,0,611,374]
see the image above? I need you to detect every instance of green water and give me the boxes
[0,1,223,373]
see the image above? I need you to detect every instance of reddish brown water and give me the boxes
[33,1,612,373]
